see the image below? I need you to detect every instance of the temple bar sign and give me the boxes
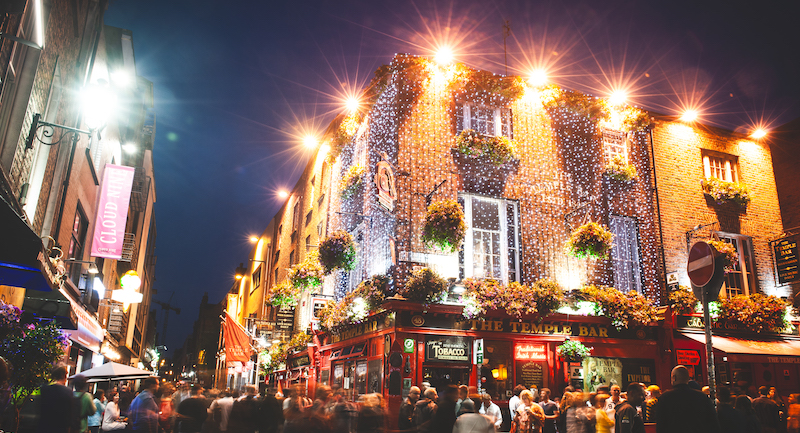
[774,235,800,285]
[469,319,609,338]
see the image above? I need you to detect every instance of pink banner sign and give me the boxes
[91,164,135,259]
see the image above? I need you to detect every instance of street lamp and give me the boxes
[234,263,247,280]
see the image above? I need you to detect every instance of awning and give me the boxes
[0,195,54,292]
[681,333,800,356]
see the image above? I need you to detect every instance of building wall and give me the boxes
[652,121,785,297]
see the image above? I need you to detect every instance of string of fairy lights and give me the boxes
[283,48,770,310]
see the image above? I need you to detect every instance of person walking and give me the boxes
[227,385,259,433]
[565,393,593,433]
[655,366,720,433]
[102,393,128,431]
[257,387,284,433]
[72,374,97,433]
[512,390,546,433]
[429,385,458,433]
[787,394,800,433]
[754,386,781,433]
[129,377,160,433]
[614,383,646,433]
[452,400,494,433]
[604,386,625,415]
[398,386,420,432]
[176,385,208,433]
[455,385,473,416]
[88,389,106,433]
[735,395,763,433]
[509,385,526,416]
[356,393,384,433]
[644,385,660,423]
[209,390,235,432]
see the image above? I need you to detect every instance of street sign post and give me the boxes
[687,241,726,407]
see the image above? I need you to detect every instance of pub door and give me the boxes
[423,366,470,392]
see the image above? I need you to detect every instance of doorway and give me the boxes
[423,366,469,392]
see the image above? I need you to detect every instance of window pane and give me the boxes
[472,198,499,230]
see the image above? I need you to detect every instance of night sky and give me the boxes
[103,0,800,353]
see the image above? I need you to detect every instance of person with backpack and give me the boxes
[72,374,97,433]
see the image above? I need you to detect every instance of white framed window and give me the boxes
[457,103,513,138]
[610,216,642,293]
[713,232,757,297]
[602,129,628,163]
[458,193,520,284]
[703,152,739,182]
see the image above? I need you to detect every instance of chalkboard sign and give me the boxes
[515,360,545,390]
[775,235,800,285]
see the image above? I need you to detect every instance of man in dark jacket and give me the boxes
[36,364,73,433]
[176,385,208,433]
[615,382,646,433]
[257,387,284,433]
[753,385,781,433]
[398,386,420,432]
[656,366,720,433]
[413,388,438,433]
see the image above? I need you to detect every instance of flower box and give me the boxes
[451,148,519,195]
[701,177,750,208]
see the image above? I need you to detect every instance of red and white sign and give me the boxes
[515,343,547,361]
[676,349,701,366]
[91,164,135,259]
[687,241,716,287]
[223,312,252,364]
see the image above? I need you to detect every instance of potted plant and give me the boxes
[701,177,751,207]
[451,129,520,194]
[267,281,304,307]
[717,293,788,333]
[340,164,366,199]
[565,222,614,259]
[399,268,448,305]
[580,285,658,329]
[288,252,324,290]
[557,338,593,363]
[461,278,565,319]
[604,154,637,182]
[318,230,357,274]
[422,200,467,253]
[668,286,699,315]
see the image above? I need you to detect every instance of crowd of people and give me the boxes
[11,363,800,433]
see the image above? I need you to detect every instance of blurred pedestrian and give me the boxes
[787,394,800,433]
[72,374,97,433]
[37,364,72,433]
[655,366,719,433]
[101,393,128,431]
[509,385,526,415]
[119,383,135,416]
[538,388,559,433]
[565,392,593,433]
[129,377,159,433]
[356,393,384,433]
[604,386,625,415]
[593,394,614,433]
[329,386,357,433]
[257,387,284,433]
[770,387,787,433]
[430,385,457,433]
[88,389,106,433]
[159,383,176,433]
[735,395,762,433]
[209,390,234,432]
[398,386,420,432]
[176,385,208,433]
[455,385,473,416]
[452,400,494,433]
[513,390,546,433]
[227,385,259,433]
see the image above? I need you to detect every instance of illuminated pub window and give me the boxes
[714,232,757,297]
[703,151,739,182]
[610,216,642,293]
[482,340,513,401]
[456,103,513,138]
[458,193,520,284]
[602,129,627,162]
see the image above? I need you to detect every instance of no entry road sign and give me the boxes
[688,241,716,287]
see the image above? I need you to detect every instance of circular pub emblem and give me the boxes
[411,315,425,326]
[635,329,647,340]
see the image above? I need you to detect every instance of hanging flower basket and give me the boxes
[668,286,699,315]
[318,230,356,274]
[565,222,614,259]
[604,155,637,182]
[422,200,467,253]
[267,281,304,307]
[461,279,565,319]
[453,129,518,166]
[288,252,324,290]
[701,177,751,207]
[399,268,448,305]
[557,339,593,363]
[451,129,519,195]
[717,293,788,333]
[580,285,658,329]
[340,164,366,199]
[708,240,738,272]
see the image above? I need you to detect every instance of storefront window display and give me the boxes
[483,340,513,400]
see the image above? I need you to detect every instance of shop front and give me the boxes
[673,314,800,398]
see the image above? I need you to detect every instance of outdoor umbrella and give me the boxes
[71,361,155,383]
